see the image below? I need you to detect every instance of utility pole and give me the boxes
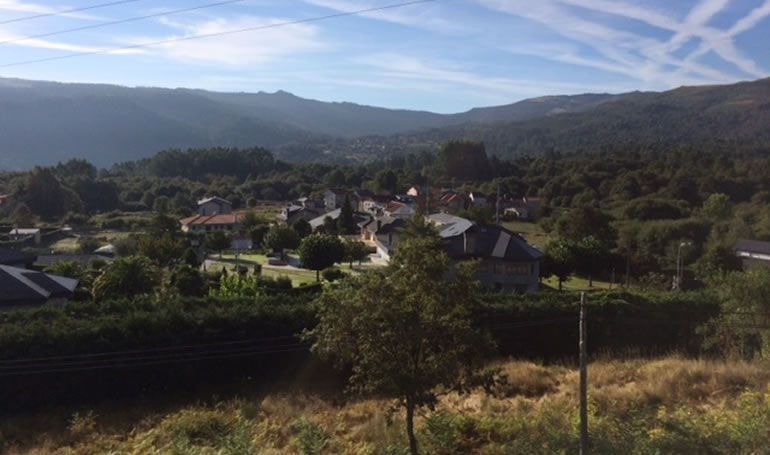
[495,184,501,224]
[579,292,589,455]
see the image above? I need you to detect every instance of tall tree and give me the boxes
[543,239,577,291]
[298,234,345,281]
[337,196,357,235]
[263,225,300,260]
[206,230,231,259]
[308,236,494,455]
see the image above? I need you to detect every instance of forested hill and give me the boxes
[1,76,769,168]
[0,77,615,169]
[312,78,770,161]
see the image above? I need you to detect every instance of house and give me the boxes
[295,197,324,210]
[384,201,415,219]
[0,194,9,206]
[360,194,395,215]
[361,215,408,261]
[197,196,232,216]
[0,247,36,268]
[324,189,358,211]
[8,228,42,245]
[469,192,488,207]
[179,213,240,233]
[276,205,322,226]
[309,208,341,232]
[734,239,770,268]
[429,214,543,293]
[0,264,78,309]
[503,196,541,221]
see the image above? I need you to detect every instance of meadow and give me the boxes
[5,356,770,454]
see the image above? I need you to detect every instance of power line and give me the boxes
[0,0,439,68]
[0,0,247,47]
[0,0,144,26]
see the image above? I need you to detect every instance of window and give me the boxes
[503,263,531,276]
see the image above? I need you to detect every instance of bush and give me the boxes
[321,267,347,282]
[291,418,329,455]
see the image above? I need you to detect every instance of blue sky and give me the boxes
[0,0,768,113]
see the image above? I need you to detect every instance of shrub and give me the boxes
[321,267,346,282]
[291,417,329,455]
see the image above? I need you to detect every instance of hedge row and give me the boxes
[0,290,720,409]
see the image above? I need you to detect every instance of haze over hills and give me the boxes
[0,76,768,169]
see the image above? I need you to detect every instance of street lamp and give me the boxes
[675,241,691,291]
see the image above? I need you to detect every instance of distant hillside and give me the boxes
[0,77,615,169]
[310,78,770,160]
[0,76,768,168]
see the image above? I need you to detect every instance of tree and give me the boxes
[344,240,370,268]
[543,239,576,291]
[11,203,34,227]
[374,169,398,194]
[139,233,186,266]
[18,167,70,220]
[77,237,101,254]
[337,197,357,235]
[298,234,345,281]
[206,230,231,259]
[554,207,615,245]
[573,236,609,287]
[438,140,490,181]
[44,261,84,280]
[702,193,733,221]
[263,225,300,259]
[402,215,439,240]
[322,216,337,234]
[308,236,494,454]
[169,264,205,297]
[293,218,312,238]
[249,225,270,247]
[183,247,199,267]
[92,256,160,300]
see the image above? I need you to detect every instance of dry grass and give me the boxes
[5,356,770,454]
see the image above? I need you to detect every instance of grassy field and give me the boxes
[501,220,550,248]
[542,275,615,291]
[6,356,770,454]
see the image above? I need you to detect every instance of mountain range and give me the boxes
[0,76,768,169]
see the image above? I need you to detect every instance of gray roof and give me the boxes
[0,264,78,306]
[0,247,35,266]
[35,254,111,267]
[735,239,770,255]
[309,208,341,230]
[198,196,231,206]
[428,213,474,238]
[443,224,544,262]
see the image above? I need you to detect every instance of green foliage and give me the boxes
[321,267,347,282]
[309,236,494,454]
[291,417,329,455]
[344,240,370,268]
[298,234,345,280]
[206,230,232,258]
[264,225,300,258]
[170,265,206,297]
[703,267,770,358]
[139,233,186,266]
[702,193,733,221]
[77,237,101,255]
[337,197,357,234]
[92,256,160,301]
[44,261,84,280]
[439,140,490,181]
[293,218,312,238]
[542,239,576,290]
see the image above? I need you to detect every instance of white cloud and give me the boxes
[0,0,99,20]
[303,0,461,33]
[356,52,640,97]
[132,16,326,66]
[479,0,767,85]
[0,28,142,54]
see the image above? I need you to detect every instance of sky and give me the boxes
[0,0,768,113]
